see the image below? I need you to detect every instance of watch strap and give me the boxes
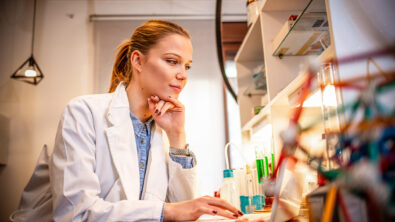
[170,144,190,156]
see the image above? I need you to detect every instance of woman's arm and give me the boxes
[148,96,243,221]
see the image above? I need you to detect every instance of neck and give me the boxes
[126,80,151,122]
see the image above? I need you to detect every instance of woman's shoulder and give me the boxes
[64,92,113,115]
[69,92,112,105]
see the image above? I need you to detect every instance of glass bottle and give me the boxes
[220,169,240,209]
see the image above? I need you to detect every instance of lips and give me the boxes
[169,84,182,93]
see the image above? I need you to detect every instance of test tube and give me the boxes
[254,143,265,183]
[271,153,275,176]
[264,155,269,178]
[271,139,275,176]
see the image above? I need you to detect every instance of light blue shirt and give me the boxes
[130,112,195,221]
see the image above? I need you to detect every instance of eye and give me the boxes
[166,59,178,65]
[185,65,191,70]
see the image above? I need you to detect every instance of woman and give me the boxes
[12,20,243,221]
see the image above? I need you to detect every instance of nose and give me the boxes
[176,69,187,81]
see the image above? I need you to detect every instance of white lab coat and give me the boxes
[11,83,198,222]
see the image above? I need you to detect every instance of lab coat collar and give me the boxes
[105,82,140,200]
[106,82,129,126]
[104,82,168,201]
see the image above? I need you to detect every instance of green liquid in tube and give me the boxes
[256,159,265,184]
[271,153,275,176]
[264,156,269,177]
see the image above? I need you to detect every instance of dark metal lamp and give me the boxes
[10,0,44,85]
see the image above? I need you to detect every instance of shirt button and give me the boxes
[141,139,145,144]
[140,163,145,169]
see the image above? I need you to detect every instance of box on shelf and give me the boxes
[272,12,329,56]
[243,65,267,97]
[271,15,298,54]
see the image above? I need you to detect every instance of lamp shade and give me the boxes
[11,55,44,85]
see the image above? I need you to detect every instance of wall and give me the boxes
[0,0,243,220]
[327,0,395,124]
[0,0,94,220]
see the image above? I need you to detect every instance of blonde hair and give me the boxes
[108,20,190,92]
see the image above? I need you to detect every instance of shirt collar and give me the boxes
[129,112,154,137]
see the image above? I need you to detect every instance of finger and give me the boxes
[205,196,241,216]
[150,95,160,103]
[166,96,184,109]
[158,102,175,116]
[194,206,221,217]
[155,100,165,115]
[147,98,156,115]
[209,205,239,219]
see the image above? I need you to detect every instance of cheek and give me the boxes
[143,60,173,90]
[148,60,172,82]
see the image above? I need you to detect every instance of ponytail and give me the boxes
[109,40,131,93]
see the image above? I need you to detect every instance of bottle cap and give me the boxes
[223,169,234,178]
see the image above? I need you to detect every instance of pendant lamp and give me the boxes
[11,0,44,85]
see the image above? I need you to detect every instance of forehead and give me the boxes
[149,34,193,61]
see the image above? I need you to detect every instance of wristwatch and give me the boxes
[170,144,190,156]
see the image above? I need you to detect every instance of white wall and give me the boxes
[327,0,395,123]
[0,0,238,220]
[0,0,94,220]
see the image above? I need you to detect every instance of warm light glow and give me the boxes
[25,69,37,77]
[252,124,272,149]
[303,85,337,107]
[251,123,273,159]
[225,61,237,78]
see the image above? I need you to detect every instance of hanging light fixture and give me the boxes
[11,0,44,85]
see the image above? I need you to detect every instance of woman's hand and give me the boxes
[163,196,243,221]
[147,95,186,148]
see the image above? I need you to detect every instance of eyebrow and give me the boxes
[164,53,192,63]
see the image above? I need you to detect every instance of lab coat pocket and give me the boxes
[104,178,124,202]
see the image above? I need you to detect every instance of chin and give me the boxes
[170,93,180,99]
[156,92,179,100]
[168,90,182,99]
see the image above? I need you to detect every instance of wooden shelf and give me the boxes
[241,94,270,132]
[235,13,267,126]
[235,14,264,63]
[317,44,334,63]
[235,0,334,145]
[262,0,325,12]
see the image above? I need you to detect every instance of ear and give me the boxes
[130,50,144,73]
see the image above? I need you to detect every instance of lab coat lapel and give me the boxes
[142,125,169,201]
[105,83,140,201]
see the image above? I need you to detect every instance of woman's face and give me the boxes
[136,34,193,99]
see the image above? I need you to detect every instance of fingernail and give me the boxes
[158,112,161,116]
[168,96,172,98]
[233,214,238,218]
[212,210,217,214]
[155,109,158,114]
[238,211,244,216]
